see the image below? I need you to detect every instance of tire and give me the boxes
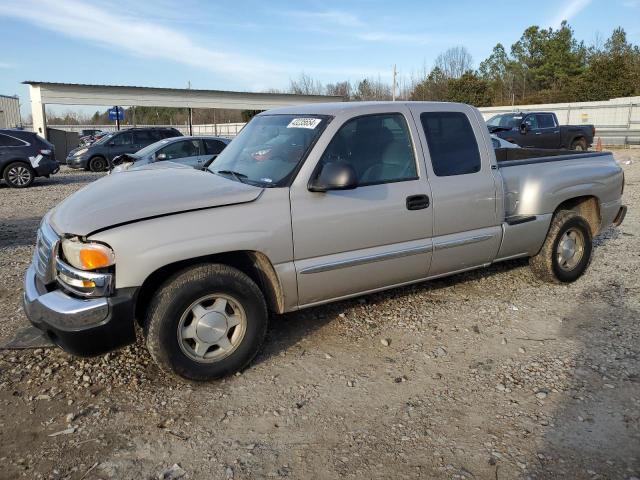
[88,156,108,172]
[3,162,34,188]
[571,138,587,151]
[145,263,268,381]
[530,210,593,283]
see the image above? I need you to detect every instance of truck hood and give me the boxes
[49,166,263,236]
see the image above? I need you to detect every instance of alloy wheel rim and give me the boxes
[556,227,585,271]
[8,166,31,186]
[177,293,247,363]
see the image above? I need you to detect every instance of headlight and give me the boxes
[74,148,88,156]
[61,238,115,270]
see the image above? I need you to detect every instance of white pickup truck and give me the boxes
[23,102,626,381]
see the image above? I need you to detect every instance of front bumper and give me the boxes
[23,265,137,356]
[65,155,89,169]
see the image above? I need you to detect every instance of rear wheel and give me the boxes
[571,138,587,151]
[145,263,268,381]
[530,210,592,283]
[88,156,108,172]
[3,162,34,188]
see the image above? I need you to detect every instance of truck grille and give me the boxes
[32,220,59,285]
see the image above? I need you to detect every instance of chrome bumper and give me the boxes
[23,265,109,331]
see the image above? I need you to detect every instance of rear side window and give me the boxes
[420,112,481,176]
[204,139,227,155]
[133,131,156,144]
[161,130,181,139]
[0,133,26,147]
[536,114,555,128]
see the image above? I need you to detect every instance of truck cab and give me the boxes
[23,102,625,381]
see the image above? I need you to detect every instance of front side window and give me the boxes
[523,115,539,129]
[317,113,417,186]
[112,132,134,146]
[420,112,481,177]
[158,139,200,160]
[208,114,328,187]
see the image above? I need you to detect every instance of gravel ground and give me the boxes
[0,155,638,480]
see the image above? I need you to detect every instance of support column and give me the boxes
[29,85,47,139]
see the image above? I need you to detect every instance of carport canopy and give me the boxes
[23,81,342,138]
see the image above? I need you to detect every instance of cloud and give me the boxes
[0,0,288,85]
[549,0,592,28]
[283,9,432,46]
[356,32,432,46]
[284,10,365,28]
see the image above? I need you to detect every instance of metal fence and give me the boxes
[44,123,246,138]
[479,96,640,146]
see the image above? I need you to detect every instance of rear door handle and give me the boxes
[406,194,430,210]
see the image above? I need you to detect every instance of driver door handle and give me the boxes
[406,194,430,210]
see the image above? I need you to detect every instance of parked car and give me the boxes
[0,129,59,188]
[487,112,595,150]
[23,102,626,381]
[110,136,230,173]
[66,127,182,171]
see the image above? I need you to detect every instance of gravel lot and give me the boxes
[0,154,638,480]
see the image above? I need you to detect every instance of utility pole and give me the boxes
[187,80,193,136]
[392,64,397,101]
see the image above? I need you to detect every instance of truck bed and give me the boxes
[494,148,608,165]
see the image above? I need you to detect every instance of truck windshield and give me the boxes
[486,114,522,128]
[208,114,329,187]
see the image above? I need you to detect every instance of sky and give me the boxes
[1,0,639,118]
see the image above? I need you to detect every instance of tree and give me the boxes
[434,46,473,79]
[409,67,450,101]
[326,81,352,100]
[446,72,492,106]
[289,73,324,95]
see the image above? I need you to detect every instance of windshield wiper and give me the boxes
[214,169,248,184]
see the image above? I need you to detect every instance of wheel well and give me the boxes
[133,251,285,325]
[555,196,601,235]
[571,136,585,145]
[1,159,31,176]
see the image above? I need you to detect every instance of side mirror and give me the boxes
[308,162,358,192]
[520,123,529,134]
[156,153,167,161]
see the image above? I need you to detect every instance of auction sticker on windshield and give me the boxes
[287,118,322,129]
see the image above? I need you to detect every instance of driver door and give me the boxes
[289,107,434,307]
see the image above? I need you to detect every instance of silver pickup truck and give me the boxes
[23,102,626,381]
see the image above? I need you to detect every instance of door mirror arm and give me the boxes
[308,162,358,192]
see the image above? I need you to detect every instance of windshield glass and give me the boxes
[208,114,329,187]
[486,114,522,128]
[93,133,115,145]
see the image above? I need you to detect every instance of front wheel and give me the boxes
[145,264,268,381]
[530,210,593,283]
[88,156,108,172]
[3,162,34,188]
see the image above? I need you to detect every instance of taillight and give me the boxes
[592,126,596,136]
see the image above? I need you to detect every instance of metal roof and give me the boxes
[22,81,339,101]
